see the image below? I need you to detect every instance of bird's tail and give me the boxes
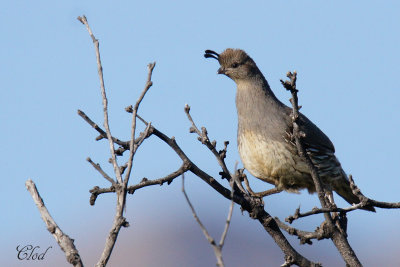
[331,173,375,212]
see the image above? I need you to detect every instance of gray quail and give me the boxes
[204,48,374,212]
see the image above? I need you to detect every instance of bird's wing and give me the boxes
[282,107,334,152]
[297,112,335,153]
[297,113,345,179]
[281,107,343,179]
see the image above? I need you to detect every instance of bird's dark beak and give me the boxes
[217,67,225,75]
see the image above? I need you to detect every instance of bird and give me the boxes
[204,48,375,211]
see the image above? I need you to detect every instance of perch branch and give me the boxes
[141,119,319,266]
[281,71,361,267]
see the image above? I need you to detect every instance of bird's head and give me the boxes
[204,48,259,82]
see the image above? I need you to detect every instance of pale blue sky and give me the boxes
[2,1,400,266]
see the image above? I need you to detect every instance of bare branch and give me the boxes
[184,104,247,194]
[184,105,231,178]
[78,15,130,266]
[281,71,362,267]
[124,62,156,186]
[77,110,129,147]
[86,157,116,185]
[133,122,153,153]
[219,172,235,247]
[128,162,191,194]
[285,202,376,223]
[144,120,318,266]
[78,109,154,155]
[349,175,400,209]
[25,179,83,267]
[275,217,331,246]
[219,200,234,247]
[96,206,129,267]
[182,174,224,267]
[77,15,123,184]
[89,186,115,206]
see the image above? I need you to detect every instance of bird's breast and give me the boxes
[238,129,310,189]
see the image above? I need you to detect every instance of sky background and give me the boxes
[2,1,400,266]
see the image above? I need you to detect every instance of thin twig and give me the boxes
[78,15,129,267]
[77,110,129,147]
[124,62,156,186]
[182,174,224,267]
[219,168,236,247]
[78,109,154,157]
[285,202,376,223]
[77,15,123,184]
[87,157,116,185]
[128,163,191,194]
[184,105,230,177]
[184,104,247,194]
[349,175,400,209]
[133,122,153,153]
[275,217,331,245]
[25,179,83,267]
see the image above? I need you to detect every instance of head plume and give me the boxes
[204,50,220,61]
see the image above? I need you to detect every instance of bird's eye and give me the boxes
[231,62,239,68]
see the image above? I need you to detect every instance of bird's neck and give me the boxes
[235,73,287,135]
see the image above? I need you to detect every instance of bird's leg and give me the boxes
[326,190,335,207]
[251,187,283,198]
[232,168,248,195]
[243,175,282,197]
[325,190,347,235]
[326,190,338,215]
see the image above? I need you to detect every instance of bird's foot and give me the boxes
[249,187,283,198]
